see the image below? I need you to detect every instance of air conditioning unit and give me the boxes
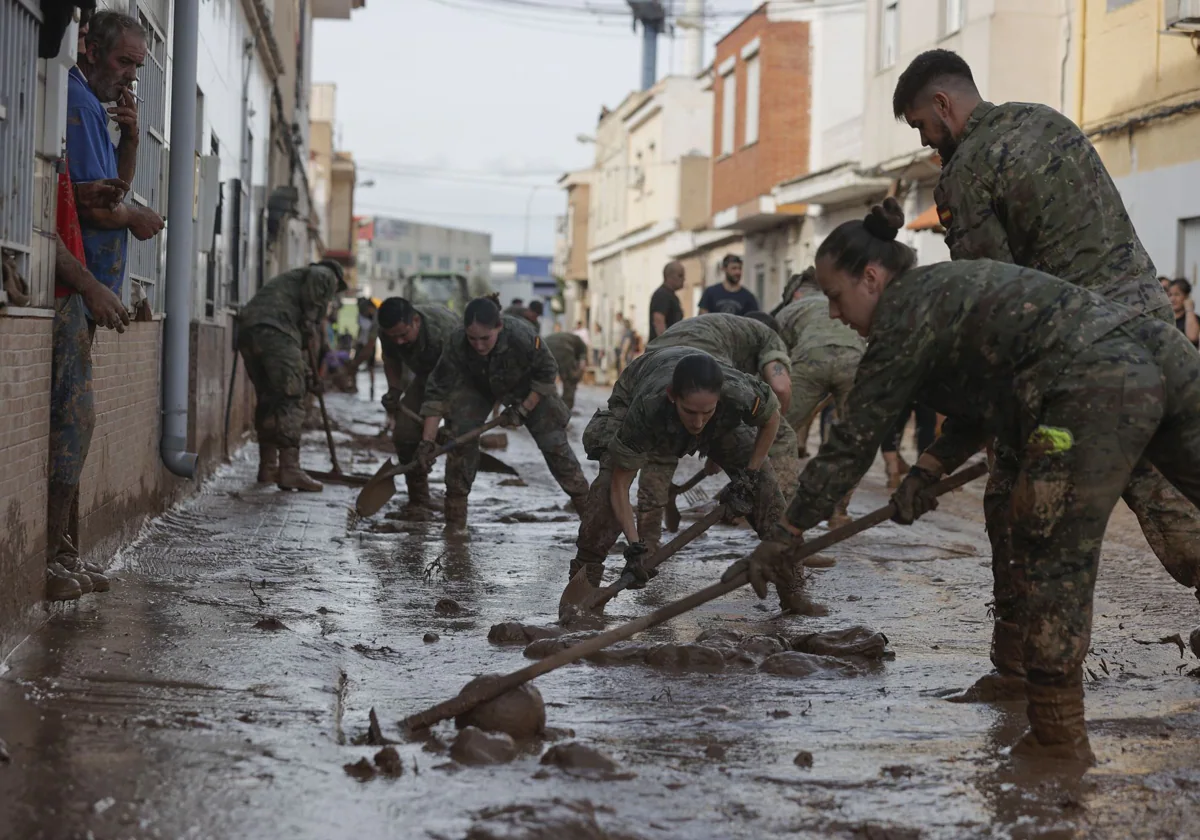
[1165,0,1200,32]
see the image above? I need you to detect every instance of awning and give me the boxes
[907,204,944,232]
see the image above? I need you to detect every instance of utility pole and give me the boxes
[627,1,666,91]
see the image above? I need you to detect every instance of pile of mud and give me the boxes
[488,623,892,676]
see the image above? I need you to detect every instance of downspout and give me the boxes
[160,0,200,478]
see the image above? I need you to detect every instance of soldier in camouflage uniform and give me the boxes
[419,298,589,532]
[377,298,461,515]
[775,270,867,527]
[893,48,1200,701]
[237,260,346,492]
[744,201,1200,761]
[640,313,799,551]
[571,348,808,609]
[544,330,588,410]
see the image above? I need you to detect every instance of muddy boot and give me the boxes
[257,443,279,484]
[1011,679,1095,765]
[443,495,469,536]
[50,559,92,595]
[827,494,852,530]
[59,553,110,593]
[399,472,437,520]
[277,448,323,492]
[637,506,664,555]
[946,620,1028,703]
[776,561,827,616]
[568,557,604,587]
[46,563,83,602]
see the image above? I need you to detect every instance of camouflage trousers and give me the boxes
[997,326,1200,689]
[47,295,96,563]
[391,375,428,464]
[787,345,862,508]
[238,325,309,449]
[576,426,786,567]
[442,388,589,501]
[560,374,581,411]
[635,418,798,549]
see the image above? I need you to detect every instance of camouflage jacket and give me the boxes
[936,101,1168,320]
[238,265,340,345]
[775,295,865,360]
[788,260,1142,531]
[545,332,587,378]
[380,304,460,380]
[421,314,559,416]
[586,346,778,471]
[647,313,791,377]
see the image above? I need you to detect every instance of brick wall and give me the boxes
[0,315,52,655]
[711,13,811,215]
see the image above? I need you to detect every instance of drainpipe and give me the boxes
[160,0,200,478]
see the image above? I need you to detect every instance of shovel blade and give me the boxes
[478,451,519,476]
[355,459,398,517]
[307,469,371,487]
[557,567,601,623]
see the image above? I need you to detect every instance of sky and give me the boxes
[310,0,743,256]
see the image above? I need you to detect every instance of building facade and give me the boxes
[356,216,492,300]
[1079,0,1200,282]
[554,169,594,329]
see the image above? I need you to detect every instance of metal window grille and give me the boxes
[127,4,168,311]
[0,0,40,262]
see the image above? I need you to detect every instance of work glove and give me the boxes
[499,403,529,429]
[718,469,758,520]
[381,388,401,414]
[890,465,941,525]
[415,440,439,473]
[721,525,799,599]
[620,541,657,590]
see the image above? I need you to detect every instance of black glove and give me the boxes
[499,403,528,428]
[381,389,401,413]
[721,525,798,599]
[620,541,657,590]
[415,440,439,473]
[891,465,941,525]
[718,469,758,519]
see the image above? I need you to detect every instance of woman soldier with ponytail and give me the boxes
[729,198,1200,764]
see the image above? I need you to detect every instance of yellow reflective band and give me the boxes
[1028,425,1074,453]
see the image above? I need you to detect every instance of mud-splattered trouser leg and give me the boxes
[1014,341,1161,708]
[238,326,308,449]
[573,461,626,572]
[443,388,494,500]
[47,295,96,563]
[392,376,431,504]
[786,347,861,514]
[768,419,801,502]
[525,393,591,502]
[1121,464,1200,594]
[560,375,579,411]
[636,456,678,551]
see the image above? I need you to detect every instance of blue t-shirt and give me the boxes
[698,283,759,316]
[66,66,127,297]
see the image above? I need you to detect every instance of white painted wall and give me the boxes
[1114,161,1200,280]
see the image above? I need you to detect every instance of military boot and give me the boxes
[568,557,605,587]
[775,561,827,616]
[637,506,664,555]
[399,471,437,521]
[277,448,323,492]
[58,552,109,593]
[946,619,1028,703]
[50,559,91,595]
[257,443,279,484]
[444,495,469,536]
[827,493,852,530]
[1011,679,1095,764]
[46,563,83,602]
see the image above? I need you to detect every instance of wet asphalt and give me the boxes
[1,378,1199,840]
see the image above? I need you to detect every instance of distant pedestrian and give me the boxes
[572,320,590,347]
[504,298,525,317]
[1169,278,1200,347]
[649,260,685,340]
[699,254,758,315]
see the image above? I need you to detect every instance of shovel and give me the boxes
[396,403,519,477]
[664,466,714,533]
[399,460,989,734]
[559,505,726,623]
[355,415,508,517]
[306,345,343,476]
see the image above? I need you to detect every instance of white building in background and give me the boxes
[356,216,492,299]
[587,76,712,368]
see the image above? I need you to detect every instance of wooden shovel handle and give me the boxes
[669,467,711,497]
[399,459,989,733]
[380,415,507,482]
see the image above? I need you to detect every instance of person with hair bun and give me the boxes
[894,49,1200,709]
[733,198,1200,763]
[418,297,589,532]
[569,348,810,611]
[1168,278,1199,348]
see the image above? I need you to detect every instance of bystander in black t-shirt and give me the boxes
[698,283,758,316]
[648,284,684,340]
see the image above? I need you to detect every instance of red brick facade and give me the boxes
[711,8,811,216]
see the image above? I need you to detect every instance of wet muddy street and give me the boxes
[3,381,1200,839]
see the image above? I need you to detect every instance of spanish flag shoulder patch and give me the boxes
[937,205,952,227]
[751,396,761,416]
[534,336,541,350]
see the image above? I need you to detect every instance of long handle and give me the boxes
[380,415,508,482]
[588,506,726,611]
[308,344,342,475]
[399,460,989,732]
[671,467,711,497]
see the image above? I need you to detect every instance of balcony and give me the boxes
[312,0,365,20]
